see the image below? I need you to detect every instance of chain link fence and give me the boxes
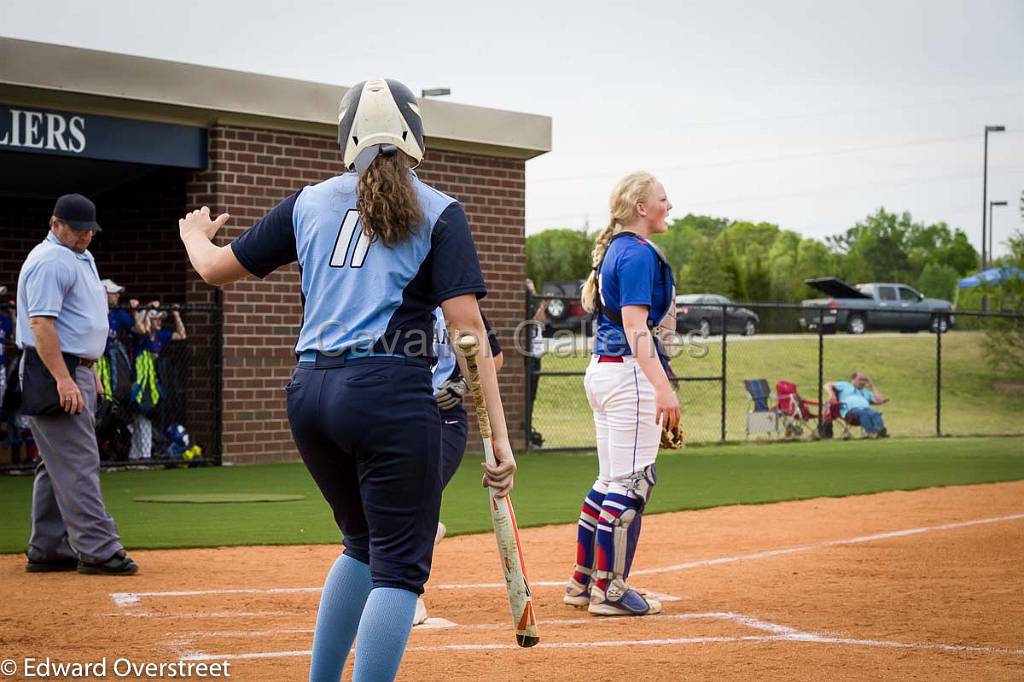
[524,293,1024,450]
[1,303,222,472]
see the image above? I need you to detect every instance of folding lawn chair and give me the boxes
[743,379,778,439]
[775,381,820,440]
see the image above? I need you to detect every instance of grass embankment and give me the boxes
[532,331,1024,446]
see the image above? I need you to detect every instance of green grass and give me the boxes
[532,331,1024,448]
[1,436,1022,554]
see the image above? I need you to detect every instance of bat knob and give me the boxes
[456,333,480,357]
[517,634,540,648]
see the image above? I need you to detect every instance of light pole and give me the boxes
[989,200,1008,264]
[981,125,1005,270]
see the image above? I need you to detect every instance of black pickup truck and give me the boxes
[800,278,955,334]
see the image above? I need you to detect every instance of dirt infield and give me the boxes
[2,481,1023,681]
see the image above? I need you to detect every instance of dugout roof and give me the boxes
[0,37,552,162]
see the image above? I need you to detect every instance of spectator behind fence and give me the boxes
[525,278,548,447]
[1,290,37,467]
[129,301,186,459]
[827,371,890,438]
[0,285,12,413]
[15,192,137,575]
[100,279,147,352]
[94,280,145,461]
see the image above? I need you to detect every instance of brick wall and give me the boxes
[186,125,527,464]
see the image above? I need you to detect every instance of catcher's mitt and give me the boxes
[660,424,685,449]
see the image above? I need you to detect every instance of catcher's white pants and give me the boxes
[584,356,660,494]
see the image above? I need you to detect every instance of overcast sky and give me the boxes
[3,0,1022,256]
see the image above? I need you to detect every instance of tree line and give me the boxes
[526,207,984,304]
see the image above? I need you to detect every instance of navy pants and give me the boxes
[439,405,468,487]
[286,356,441,594]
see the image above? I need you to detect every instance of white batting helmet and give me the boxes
[337,79,425,175]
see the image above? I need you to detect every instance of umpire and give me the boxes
[16,194,138,575]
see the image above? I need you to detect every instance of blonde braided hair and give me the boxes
[580,171,658,313]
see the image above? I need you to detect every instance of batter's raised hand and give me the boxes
[482,439,517,498]
[179,206,230,243]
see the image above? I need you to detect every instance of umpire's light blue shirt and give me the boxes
[16,232,109,360]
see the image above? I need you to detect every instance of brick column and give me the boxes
[186,125,526,464]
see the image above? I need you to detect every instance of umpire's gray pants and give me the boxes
[25,364,123,564]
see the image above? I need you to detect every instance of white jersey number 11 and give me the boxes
[330,209,372,269]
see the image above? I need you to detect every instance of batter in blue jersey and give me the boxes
[178,79,516,682]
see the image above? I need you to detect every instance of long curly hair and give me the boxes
[356,151,425,246]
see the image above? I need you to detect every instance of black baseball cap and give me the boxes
[53,193,101,231]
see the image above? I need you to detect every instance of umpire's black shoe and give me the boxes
[78,550,139,576]
[878,428,890,438]
[25,555,79,573]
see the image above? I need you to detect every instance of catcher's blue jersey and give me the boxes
[593,234,674,357]
[231,171,486,356]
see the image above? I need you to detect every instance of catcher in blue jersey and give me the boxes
[179,79,515,682]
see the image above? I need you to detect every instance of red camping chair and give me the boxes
[774,381,820,439]
[823,392,865,440]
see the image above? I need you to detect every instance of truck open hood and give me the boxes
[804,277,871,299]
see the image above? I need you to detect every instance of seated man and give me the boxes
[827,372,889,438]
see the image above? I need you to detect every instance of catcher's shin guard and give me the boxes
[593,465,657,588]
[623,513,643,578]
[620,464,656,578]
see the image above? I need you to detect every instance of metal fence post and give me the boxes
[524,288,534,450]
[721,304,727,442]
[213,290,224,465]
[817,307,824,432]
[936,316,942,437]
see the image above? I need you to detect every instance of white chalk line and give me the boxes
[175,612,1024,661]
[109,584,679,608]
[183,614,720,639]
[107,610,296,619]
[109,512,1024,609]
[110,587,321,608]
[631,512,1024,577]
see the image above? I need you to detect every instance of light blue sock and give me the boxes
[309,553,372,682]
[352,587,418,682]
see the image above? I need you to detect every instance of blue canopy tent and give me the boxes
[958,266,1024,288]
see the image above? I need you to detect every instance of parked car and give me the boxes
[540,280,594,337]
[676,294,760,336]
[800,278,955,334]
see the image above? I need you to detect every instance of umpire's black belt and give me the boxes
[23,347,97,369]
[298,349,430,370]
